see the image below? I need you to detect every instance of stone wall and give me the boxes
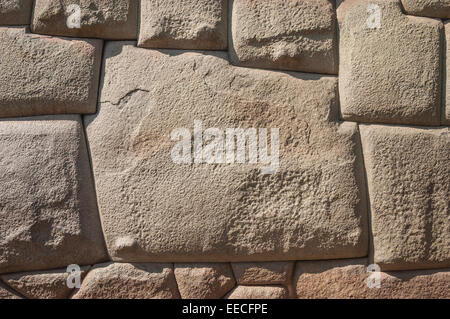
[0,0,448,299]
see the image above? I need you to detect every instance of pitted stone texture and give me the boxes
[174,263,235,299]
[231,262,294,285]
[230,0,337,74]
[360,125,450,271]
[0,0,32,25]
[138,0,227,50]
[85,42,368,262]
[295,259,450,298]
[0,281,22,299]
[72,263,180,299]
[338,0,443,125]
[445,21,450,125]
[1,266,90,299]
[32,0,138,39]
[402,0,450,19]
[0,115,107,274]
[226,286,288,299]
[0,27,102,117]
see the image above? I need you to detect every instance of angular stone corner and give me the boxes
[295,259,450,298]
[0,0,32,25]
[339,0,443,125]
[226,285,288,299]
[0,27,102,118]
[85,42,368,263]
[72,263,180,299]
[445,21,450,125]
[0,115,107,274]
[174,263,235,299]
[229,0,338,74]
[0,281,22,299]
[138,0,227,50]
[360,125,450,271]
[231,262,294,285]
[401,0,450,19]
[1,266,90,299]
[32,0,138,39]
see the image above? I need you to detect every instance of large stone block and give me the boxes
[1,267,90,299]
[338,0,443,125]
[72,263,180,299]
[0,27,102,117]
[0,0,32,25]
[0,115,107,274]
[295,259,450,298]
[360,125,450,271]
[445,21,450,125]
[85,42,368,262]
[174,263,235,299]
[32,0,138,39]
[230,0,337,74]
[226,286,288,299]
[402,0,450,19]
[231,262,294,285]
[138,0,227,50]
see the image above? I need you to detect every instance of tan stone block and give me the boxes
[231,262,294,285]
[226,285,288,299]
[0,0,32,25]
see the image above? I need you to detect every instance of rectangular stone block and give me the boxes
[295,259,450,298]
[230,0,338,74]
[402,0,450,19]
[138,0,227,50]
[0,115,107,274]
[0,27,102,118]
[231,262,294,285]
[85,42,368,263]
[32,0,138,39]
[0,0,32,25]
[360,125,450,271]
[338,0,443,125]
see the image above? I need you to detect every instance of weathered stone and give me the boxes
[226,286,288,299]
[445,21,450,125]
[338,0,443,125]
[72,263,180,299]
[85,42,368,262]
[138,0,227,50]
[295,259,450,298]
[0,281,22,299]
[32,0,138,39]
[360,125,450,271]
[231,262,294,285]
[0,115,107,274]
[402,0,450,19]
[0,0,32,25]
[1,266,90,299]
[0,27,102,118]
[229,0,338,74]
[174,263,235,299]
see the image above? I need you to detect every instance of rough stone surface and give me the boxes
[85,42,368,262]
[230,0,337,74]
[226,285,288,299]
[174,263,235,299]
[0,27,102,117]
[138,0,227,50]
[32,0,138,39]
[445,21,450,125]
[231,262,294,285]
[360,125,450,271]
[0,281,22,299]
[0,0,32,25]
[402,0,450,19]
[295,259,450,298]
[338,0,443,125]
[0,115,107,274]
[72,263,180,299]
[1,267,90,299]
